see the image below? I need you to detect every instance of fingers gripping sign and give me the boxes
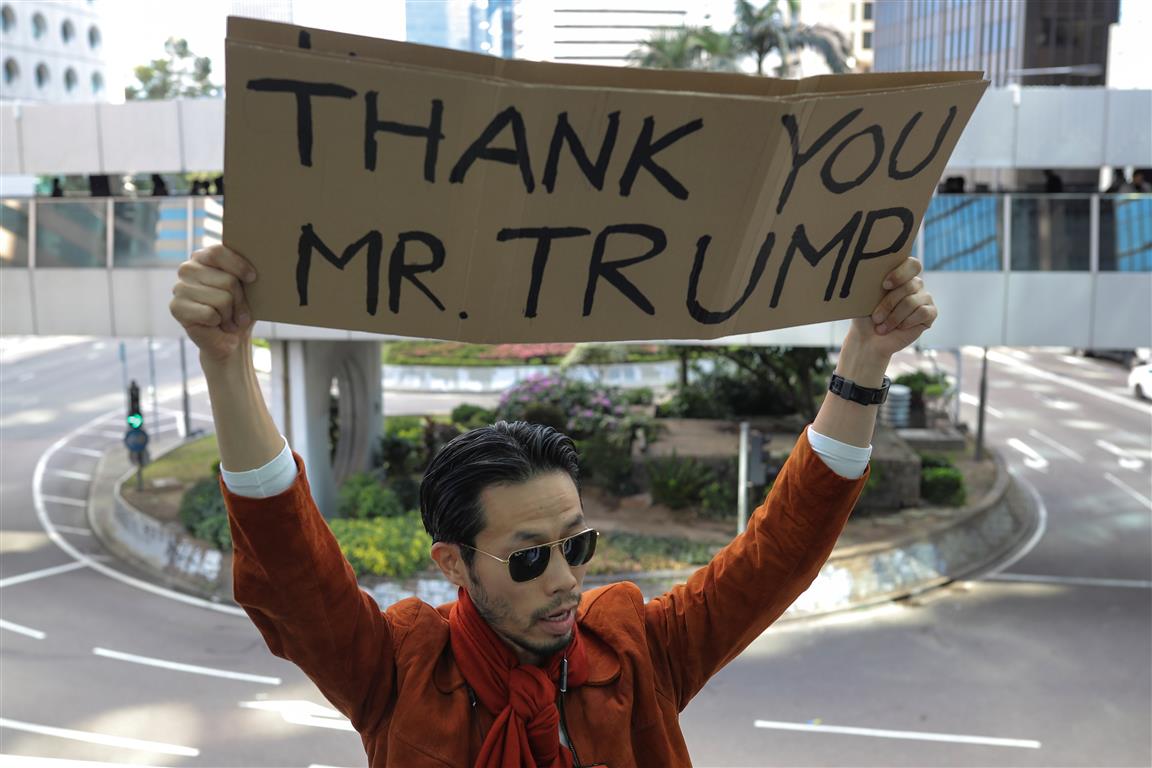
[851,257,937,357]
[169,245,260,362]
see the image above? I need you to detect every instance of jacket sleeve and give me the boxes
[222,454,397,734]
[643,427,868,711]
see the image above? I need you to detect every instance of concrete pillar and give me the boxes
[268,339,382,516]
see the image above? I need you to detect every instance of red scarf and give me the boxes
[449,588,588,768]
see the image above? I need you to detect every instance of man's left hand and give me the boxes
[850,257,937,359]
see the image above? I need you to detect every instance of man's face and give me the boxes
[458,472,588,664]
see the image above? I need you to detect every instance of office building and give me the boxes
[407,0,515,57]
[0,0,108,103]
[873,0,1120,86]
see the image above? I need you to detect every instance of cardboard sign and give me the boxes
[224,17,986,343]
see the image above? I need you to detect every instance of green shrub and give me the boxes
[646,455,716,509]
[328,512,432,578]
[193,513,232,550]
[618,387,654,406]
[451,403,496,430]
[921,466,966,506]
[377,433,417,477]
[895,371,949,396]
[387,474,422,513]
[920,454,954,470]
[338,473,404,519]
[577,434,637,496]
[179,477,226,533]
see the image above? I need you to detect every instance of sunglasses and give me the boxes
[461,529,600,583]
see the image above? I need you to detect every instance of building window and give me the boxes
[88,24,101,49]
[3,58,18,84]
[91,70,103,93]
[32,12,45,38]
[862,30,873,50]
[35,62,48,88]
[61,19,74,43]
[863,1,873,21]
[64,67,77,91]
[1,5,14,33]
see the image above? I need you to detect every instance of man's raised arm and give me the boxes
[644,257,937,710]
[169,245,396,734]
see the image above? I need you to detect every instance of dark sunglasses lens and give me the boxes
[562,530,597,567]
[509,546,550,582]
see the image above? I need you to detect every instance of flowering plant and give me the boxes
[496,374,641,442]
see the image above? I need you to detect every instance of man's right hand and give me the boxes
[170,245,258,363]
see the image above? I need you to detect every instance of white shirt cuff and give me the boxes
[807,426,872,480]
[220,437,297,498]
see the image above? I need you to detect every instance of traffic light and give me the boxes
[128,380,143,429]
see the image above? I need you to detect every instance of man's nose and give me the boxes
[542,545,578,594]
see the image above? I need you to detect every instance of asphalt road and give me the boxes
[679,347,1152,767]
[1,340,1149,767]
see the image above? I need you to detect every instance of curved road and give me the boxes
[1,340,1149,767]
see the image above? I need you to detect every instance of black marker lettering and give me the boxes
[771,213,863,308]
[496,227,592,318]
[364,95,445,182]
[389,231,447,314]
[618,116,704,200]
[584,224,665,316]
[449,106,535,193]
[686,233,775,324]
[246,79,356,167]
[889,106,958,180]
[296,224,383,315]
[542,111,620,193]
[777,108,862,214]
[839,207,914,298]
[820,126,884,194]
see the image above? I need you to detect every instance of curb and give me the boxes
[92,437,1039,620]
[88,435,234,602]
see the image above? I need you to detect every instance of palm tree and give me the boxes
[733,0,852,77]
[628,26,741,72]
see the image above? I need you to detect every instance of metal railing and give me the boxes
[1,193,1149,272]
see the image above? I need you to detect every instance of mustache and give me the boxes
[534,593,582,620]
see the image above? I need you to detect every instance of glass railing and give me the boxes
[918,193,1152,272]
[1,194,1148,272]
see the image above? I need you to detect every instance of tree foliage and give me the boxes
[125,37,221,101]
[628,26,742,72]
[733,0,852,76]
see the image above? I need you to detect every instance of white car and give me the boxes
[1129,364,1152,401]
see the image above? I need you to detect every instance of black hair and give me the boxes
[419,421,580,567]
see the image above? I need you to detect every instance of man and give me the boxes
[170,244,936,766]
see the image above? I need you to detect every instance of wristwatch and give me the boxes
[828,374,891,405]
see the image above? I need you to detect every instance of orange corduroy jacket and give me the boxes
[223,427,867,767]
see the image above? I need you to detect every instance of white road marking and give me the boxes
[59,447,104,458]
[92,430,127,440]
[49,469,93,482]
[1095,440,1146,471]
[40,495,87,508]
[0,619,46,639]
[239,700,354,731]
[1006,438,1049,472]
[980,469,1049,578]
[0,756,175,768]
[1059,355,1091,366]
[1041,399,1080,412]
[752,719,1041,749]
[985,349,1152,415]
[0,561,87,589]
[987,573,1152,589]
[1026,429,1084,462]
[1103,473,1152,510]
[959,392,1004,418]
[53,525,92,536]
[93,647,281,685]
[0,718,198,757]
[33,410,247,617]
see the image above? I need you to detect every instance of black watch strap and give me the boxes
[829,374,891,405]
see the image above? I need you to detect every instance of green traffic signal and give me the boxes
[127,413,143,429]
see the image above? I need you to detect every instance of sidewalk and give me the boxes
[87,430,1039,622]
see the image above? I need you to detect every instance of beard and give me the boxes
[468,573,581,664]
